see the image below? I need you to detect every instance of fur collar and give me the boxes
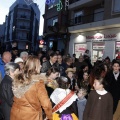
[12,74,47,98]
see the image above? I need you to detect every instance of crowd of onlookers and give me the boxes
[0,47,120,120]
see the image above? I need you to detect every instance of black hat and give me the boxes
[12,47,18,51]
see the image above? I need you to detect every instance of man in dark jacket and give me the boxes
[0,51,12,79]
[41,52,59,73]
[105,60,120,113]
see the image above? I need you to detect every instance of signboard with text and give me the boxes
[86,33,117,41]
[74,43,87,58]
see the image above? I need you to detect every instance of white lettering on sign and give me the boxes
[86,34,117,40]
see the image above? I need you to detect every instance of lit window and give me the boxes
[94,8,104,22]
[112,0,120,14]
[74,11,83,24]
[53,18,58,26]
[47,17,58,27]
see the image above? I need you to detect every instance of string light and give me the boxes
[45,0,51,5]
[56,0,63,11]
[65,0,69,10]
[45,0,63,11]
[51,0,56,3]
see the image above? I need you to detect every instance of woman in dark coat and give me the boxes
[0,62,19,120]
[83,77,113,120]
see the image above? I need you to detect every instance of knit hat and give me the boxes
[14,57,23,63]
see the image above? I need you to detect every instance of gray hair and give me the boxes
[5,62,20,75]
[20,51,28,57]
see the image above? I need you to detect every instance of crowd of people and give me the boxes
[0,48,120,120]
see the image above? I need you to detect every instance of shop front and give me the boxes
[69,28,120,62]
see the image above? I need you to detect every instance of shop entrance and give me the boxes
[92,50,103,62]
[92,42,105,63]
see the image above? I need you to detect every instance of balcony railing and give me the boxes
[69,0,80,4]
[68,11,104,26]
[16,25,30,30]
[15,37,29,40]
[17,14,31,20]
[18,4,31,10]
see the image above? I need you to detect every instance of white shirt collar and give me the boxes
[50,60,53,65]
[96,89,108,95]
[113,71,119,80]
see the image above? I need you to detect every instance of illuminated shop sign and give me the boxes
[46,0,56,5]
[46,0,69,11]
[46,0,63,11]
[86,34,117,40]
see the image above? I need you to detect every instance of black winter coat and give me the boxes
[105,71,120,113]
[41,61,59,73]
[0,75,14,120]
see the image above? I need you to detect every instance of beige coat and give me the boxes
[114,100,120,120]
[10,76,52,120]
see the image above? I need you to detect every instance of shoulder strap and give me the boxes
[52,91,74,113]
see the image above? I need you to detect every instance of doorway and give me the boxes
[92,50,103,62]
[92,42,105,63]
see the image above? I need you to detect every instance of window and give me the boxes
[116,42,120,57]
[47,17,58,27]
[94,8,104,22]
[74,43,87,58]
[53,18,58,26]
[92,42,105,63]
[74,11,83,24]
[112,0,120,13]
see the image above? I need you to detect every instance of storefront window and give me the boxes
[92,42,105,63]
[115,42,120,57]
[112,0,120,14]
[74,43,87,58]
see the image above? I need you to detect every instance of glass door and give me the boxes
[92,42,105,63]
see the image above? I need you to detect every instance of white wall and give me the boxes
[69,33,86,57]
[103,40,115,60]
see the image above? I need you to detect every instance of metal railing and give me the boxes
[17,14,30,20]
[15,37,28,40]
[68,11,104,26]
[16,25,30,30]
[18,4,31,10]
[69,0,81,4]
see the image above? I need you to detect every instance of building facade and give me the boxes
[4,0,40,51]
[68,0,120,62]
[43,0,69,53]
[0,23,5,53]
